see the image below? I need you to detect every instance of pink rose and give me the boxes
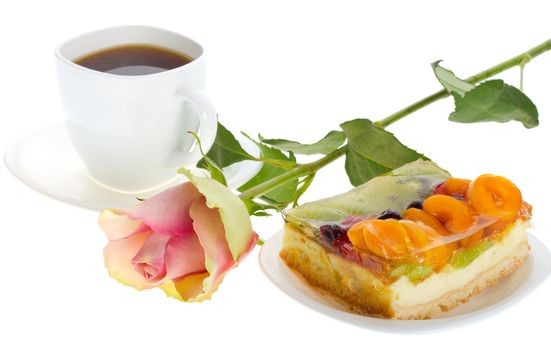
[98,170,258,301]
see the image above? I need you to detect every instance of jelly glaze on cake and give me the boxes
[280,160,532,319]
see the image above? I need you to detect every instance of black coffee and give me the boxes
[74,44,193,76]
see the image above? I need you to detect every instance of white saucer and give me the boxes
[4,123,262,211]
[259,230,551,333]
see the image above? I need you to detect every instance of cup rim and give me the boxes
[54,25,205,79]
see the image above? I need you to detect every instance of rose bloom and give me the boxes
[98,170,258,301]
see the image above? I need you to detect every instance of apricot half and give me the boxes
[467,174,522,221]
[347,219,409,259]
[401,220,453,269]
[403,208,450,236]
[423,194,476,233]
[401,220,432,250]
[438,178,471,197]
[520,201,533,221]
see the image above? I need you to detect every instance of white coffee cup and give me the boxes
[55,25,217,193]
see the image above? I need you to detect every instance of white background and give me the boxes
[1,0,550,348]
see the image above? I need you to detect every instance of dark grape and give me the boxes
[320,224,346,242]
[377,209,401,220]
[406,200,423,210]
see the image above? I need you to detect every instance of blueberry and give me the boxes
[377,209,401,220]
[407,200,423,210]
[320,224,346,242]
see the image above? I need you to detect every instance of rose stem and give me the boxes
[239,146,346,199]
[239,38,551,200]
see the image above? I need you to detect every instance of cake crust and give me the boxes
[280,223,530,319]
[280,224,393,318]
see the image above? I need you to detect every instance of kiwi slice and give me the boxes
[450,240,494,269]
[391,263,433,283]
[286,160,450,226]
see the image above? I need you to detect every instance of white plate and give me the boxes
[4,122,262,211]
[259,230,551,333]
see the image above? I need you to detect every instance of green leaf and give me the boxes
[450,80,539,128]
[432,60,474,97]
[291,173,316,207]
[188,131,227,186]
[197,122,256,170]
[259,131,346,155]
[432,62,539,129]
[203,157,227,186]
[344,147,389,186]
[241,198,280,216]
[237,143,298,204]
[340,119,427,186]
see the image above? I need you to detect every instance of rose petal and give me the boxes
[98,209,149,241]
[160,272,210,301]
[165,234,206,280]
[131,232,172,283]
[125,182,203,236]
[180,169,257,260]
[187,197,235,301]
[104,231,152,290]
[185,232,258,301]
[237,233,259,264]
[188,229,258,302]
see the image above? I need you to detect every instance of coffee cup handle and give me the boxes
[176,88,218,166]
